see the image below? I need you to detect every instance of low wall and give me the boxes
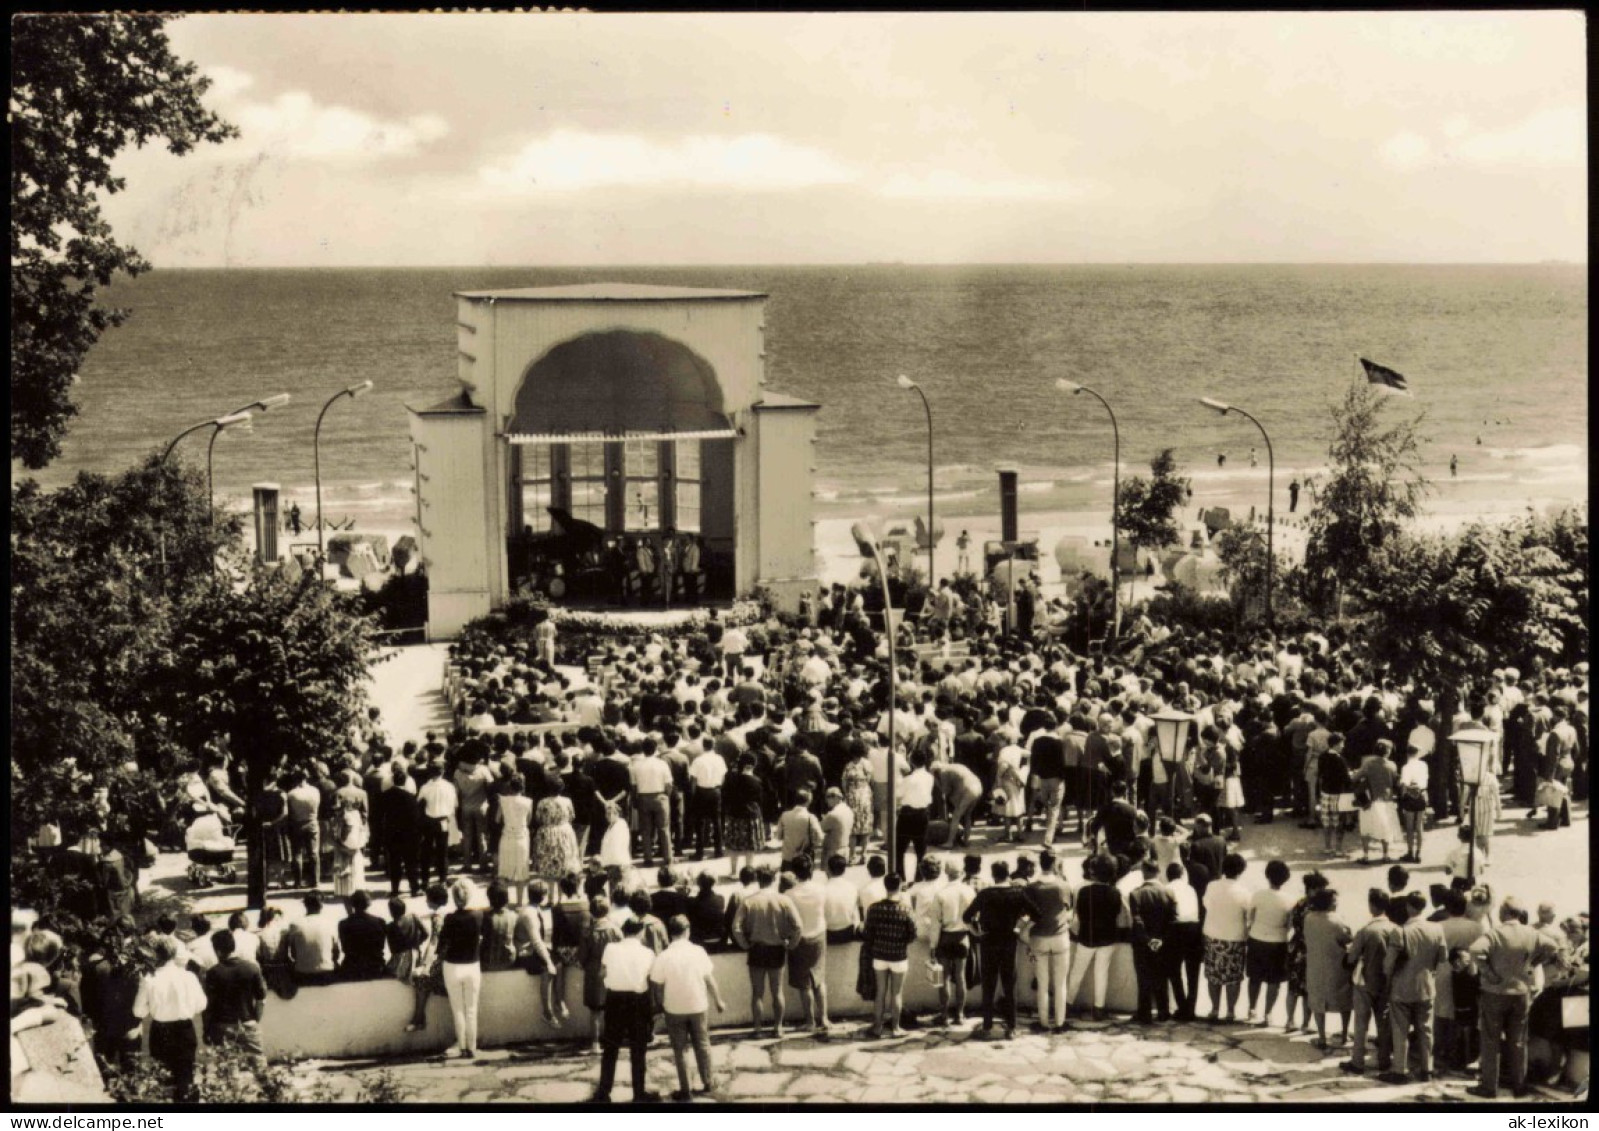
[261,939,1139,1059]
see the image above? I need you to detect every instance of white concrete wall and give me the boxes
[411,411,492,638]
[468,297,768,423]
[260,940,1138,1060]
[753,406,819,611]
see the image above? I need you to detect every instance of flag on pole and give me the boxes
[1359,357,1411,395]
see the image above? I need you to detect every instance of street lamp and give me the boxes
[1057,378,1122,638]
[315,380,375,566]
[206,412,253,529]
[896,374,936,589]
[853,520,899,875]
[1150,708,1196,818]
[1451,726,1497,880]
[1198,395,1275,627]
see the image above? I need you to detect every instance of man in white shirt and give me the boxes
[857,855,888,921]
[133,935,208,1101]
[631,740,676,866]
[687,738,727,860]
[820,788,854,864]
[593,919,660,1104]
[720,625,749,680]
[822,855,861,943]
[649,915,725,1102]
[786,856,832,1034]
[930,858,976,1026]
[415,765,458,887]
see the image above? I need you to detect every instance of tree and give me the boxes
[1355,514,1587,690]
[1299,381,1429,614]
[11,14,235,468]
[10,456,241,851]
[1214,525,1269,622]
[1117,448,1190,552]
[156,568,385,908]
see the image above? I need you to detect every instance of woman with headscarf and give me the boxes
[1302,886,1353,1050]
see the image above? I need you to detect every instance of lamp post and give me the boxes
[1198,396,1274,627]
[205,412,254,528]
[315,381,375,566]
[1450,726,1496,880]
[853,521,899,875]
[1057,379,1121,638]
[896,374,935,588]
[1151,708,1196,819]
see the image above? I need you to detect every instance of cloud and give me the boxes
[202,64,255,101]
[1379,106,1583,171]
[216,91,448,162]
[476,130,858,193]
[878,170,1088,201]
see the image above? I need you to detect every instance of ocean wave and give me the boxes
[1483,443,1586,465]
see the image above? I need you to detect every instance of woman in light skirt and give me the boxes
[1354,739,1403,863]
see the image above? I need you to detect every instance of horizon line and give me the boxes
[131,259,1587,271]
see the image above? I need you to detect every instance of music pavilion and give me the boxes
[408,283,821,638]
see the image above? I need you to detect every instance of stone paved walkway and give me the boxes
[302,1015,1575,1105]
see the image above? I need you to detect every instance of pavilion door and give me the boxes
[604,444,626,532]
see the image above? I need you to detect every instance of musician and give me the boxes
[679,534,702,602]
[660,529,678,607]
[636,536,657,604]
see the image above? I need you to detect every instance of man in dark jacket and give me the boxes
[337,890,389,981]
[963,859,1042,1040]
[377,768,420,897]
[204,929,267,1053]
[1127,860,1178,1023]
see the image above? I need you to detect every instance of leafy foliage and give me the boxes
[1299,381,1429,612]
[1116,448,1190,552]
[154,567,385,906]
[1139,583,1238,636]
[10,456,241,848]
[1354,509,1588,688]
[1214,525,1270,619]
[11,14,235,467]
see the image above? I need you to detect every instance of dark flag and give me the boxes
[1359,357,1411,395]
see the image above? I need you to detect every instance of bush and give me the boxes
[356,571,429,633]
[1141,583,1237,635]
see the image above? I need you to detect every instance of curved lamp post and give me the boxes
[852,521,899,874]
[896,374,935,587]
[1198,396,1274,628]
[206,412,254,529]
[315,381,374,565]
[1057,378,1121,638]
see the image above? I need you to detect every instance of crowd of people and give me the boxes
[18,580,1592,1103]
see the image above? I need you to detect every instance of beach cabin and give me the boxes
[407,283,820,638]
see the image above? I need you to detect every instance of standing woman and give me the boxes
[1318,734,1354,857]
[496,774,533,906]
[1282,871,1328,1034]
[723,755,768,878]
[385,895,428,988]
[439,879,485,1059]
[515,881,559,1027]
[1302,886,1353,1050]
[841,742,875,865]
[133,936,207,1101]
[1244,859,1293,1026]
[1397,745,1430,864]
[331,788,368,900]
[549,873,591,1027]
[1201,853,1251,1024]
[1353,739,1402,864]
[1220,744,1246,844]
[530,778,582,887]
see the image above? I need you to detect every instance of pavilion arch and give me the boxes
[509,330,729,436]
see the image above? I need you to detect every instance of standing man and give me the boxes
[452,746,496,875]
[730,865,802,1038]
[820,788,854,865]
[631,739,675,867]
[1024,850,1073,1033]
[1029,720,1068,848]
[590,918,661,1104]
[202,929,266,1055]
[786,856,832,1035]
[415,764,458,887]
[1288,479,1300,514]
[1467,897,1565,1099]
[930,858,977,1028]
[688,737,727,860]
[378,766,420,897]
[861,872,918,1039]
[284,770,323,890]
[1128,860,1178,1024]
[649,915,725,1102]
[963,859,1042,1040]
[776,792,824,872]
[1164,862,1202,1021]
[1380,892,1447,1085]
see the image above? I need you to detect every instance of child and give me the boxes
[1448,947,1480,1072]
[1443,826,1476,881]
[1221,747,1245,842]
[1152,815,1186,873]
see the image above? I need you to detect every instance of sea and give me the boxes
[17,264,1588,533]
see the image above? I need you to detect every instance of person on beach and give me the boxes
[1288,479,1300,512]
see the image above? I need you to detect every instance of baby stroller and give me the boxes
[183,805,239,888]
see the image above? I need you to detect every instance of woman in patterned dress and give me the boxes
[530,783,581,882]
[840,746,875,864]
[722,755,768,877]
[1282,871,1328,1033]
[496,775,533,906]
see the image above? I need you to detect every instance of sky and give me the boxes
[93,11,1588,267]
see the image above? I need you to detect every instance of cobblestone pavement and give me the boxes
[304,1016,1575,1105]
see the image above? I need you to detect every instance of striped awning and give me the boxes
[502,426,737,445]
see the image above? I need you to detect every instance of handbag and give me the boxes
[1352,780,1373,810]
